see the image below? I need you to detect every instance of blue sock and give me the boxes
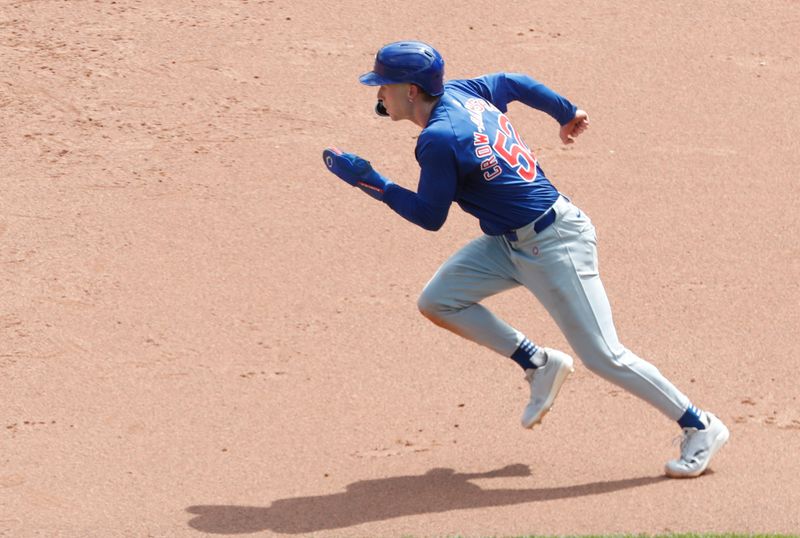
[510,338,539,370]
[678,404,708,430]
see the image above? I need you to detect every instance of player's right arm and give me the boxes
[501,73,578,126]
[558,108,589,144]
[452,74,583,137]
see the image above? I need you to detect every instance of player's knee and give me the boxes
[417,291,442,322]
[418,285,456,324]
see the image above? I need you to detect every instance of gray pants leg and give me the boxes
[418,197,691,420]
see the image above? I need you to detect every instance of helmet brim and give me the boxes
[358,71,401,87]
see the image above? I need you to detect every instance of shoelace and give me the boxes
[671,427,697,460]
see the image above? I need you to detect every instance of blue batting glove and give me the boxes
[322,147,393,201]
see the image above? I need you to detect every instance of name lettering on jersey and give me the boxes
[473,132,489,145]
[467,99,502,180]
[475,144,492,158]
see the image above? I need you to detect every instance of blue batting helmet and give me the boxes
[359,41,445,96]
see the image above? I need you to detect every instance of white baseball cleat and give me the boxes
[521,348,574,429]
[665,412,730,478]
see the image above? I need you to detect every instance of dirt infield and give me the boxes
[2,1,799,536]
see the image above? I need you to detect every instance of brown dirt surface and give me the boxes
[2,1,799,536]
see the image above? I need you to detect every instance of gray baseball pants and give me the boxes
[417,196,691,421]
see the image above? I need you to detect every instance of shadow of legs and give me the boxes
[187,465,666,534]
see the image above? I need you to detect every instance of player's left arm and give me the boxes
[322,147,394,200]
[322,144,455,231]
[381,137,457,231]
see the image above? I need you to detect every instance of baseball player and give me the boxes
[323,41,729,478]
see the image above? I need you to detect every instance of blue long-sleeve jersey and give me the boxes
[381,73,577,235]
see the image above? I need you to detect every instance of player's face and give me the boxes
[377,83,411,121]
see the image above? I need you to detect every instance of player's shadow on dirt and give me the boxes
[186,464,665,534]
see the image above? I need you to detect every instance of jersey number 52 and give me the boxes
[493,115,537,182]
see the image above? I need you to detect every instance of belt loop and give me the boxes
[533,207,557,234]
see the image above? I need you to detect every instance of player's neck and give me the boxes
[410,98,439,129]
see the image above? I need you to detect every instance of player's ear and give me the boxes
[408,83,420,103]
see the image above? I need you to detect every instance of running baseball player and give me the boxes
[322,41,729,478]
